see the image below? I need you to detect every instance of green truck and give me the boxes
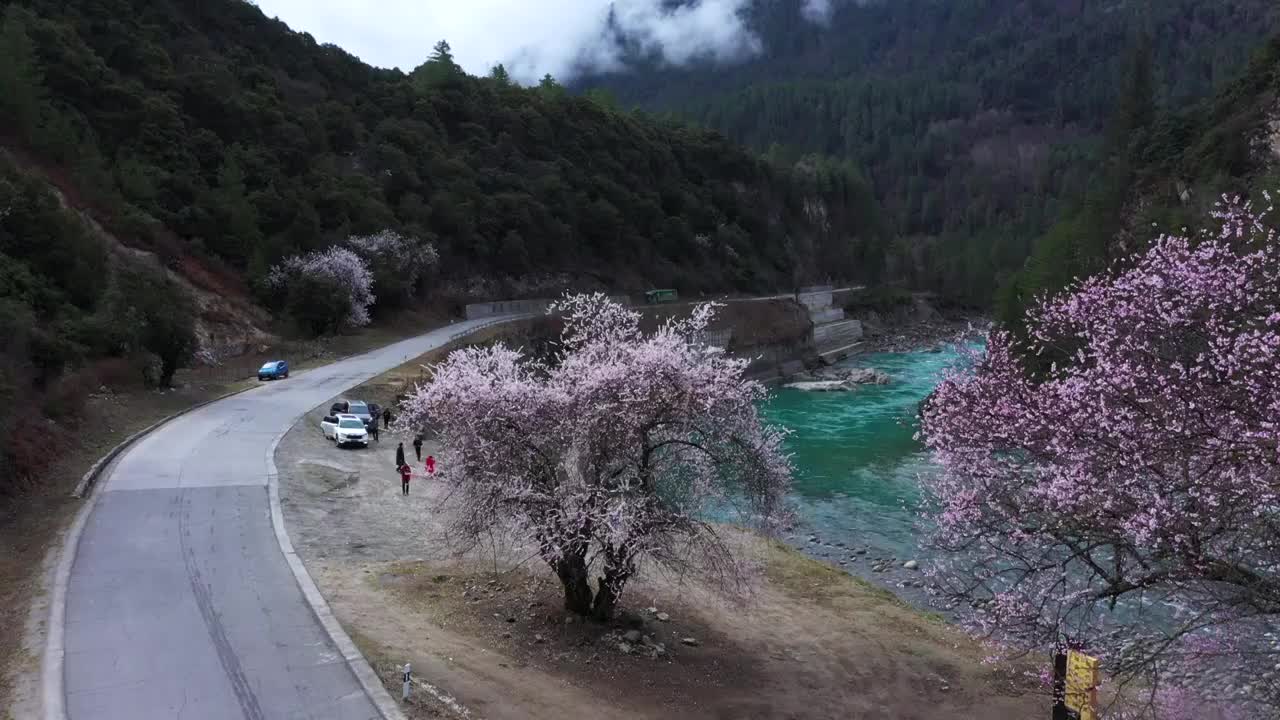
[644,289,678,304]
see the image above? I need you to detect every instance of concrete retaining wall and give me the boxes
[813,319,864,350]
[745,345,812,380]
[705,329,732,349]
[464,299,550,320]
[809,307,846,325]
[796,289,834,312]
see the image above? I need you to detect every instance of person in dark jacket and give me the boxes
[382,407,393,429]
[395,442,405,469]
[412,435,423,461]
[369,420,380,443]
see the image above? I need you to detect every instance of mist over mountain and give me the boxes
[254,0,835,83]
[576,0,1280,303]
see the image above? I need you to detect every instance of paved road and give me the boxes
[60,318,508,720]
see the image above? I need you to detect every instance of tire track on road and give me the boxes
[179,489,265,720]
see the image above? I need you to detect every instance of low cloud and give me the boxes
[254,0,827,84]
[800,0,835,25]
[605,1,763,66]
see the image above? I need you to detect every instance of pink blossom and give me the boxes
[346,229,438,292]
[268,245,375,327]
[921,195,1280,716]
[397,293,793,619]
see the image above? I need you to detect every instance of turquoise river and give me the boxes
[761,342,975,592]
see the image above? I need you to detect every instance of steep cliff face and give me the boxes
[105,243,275,362]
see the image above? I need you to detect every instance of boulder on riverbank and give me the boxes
[786,366,891,391]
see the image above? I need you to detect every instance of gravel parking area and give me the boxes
[277,405,457,565]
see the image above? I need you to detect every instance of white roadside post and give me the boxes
[402,662,411,701]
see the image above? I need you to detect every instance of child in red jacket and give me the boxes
[399,464,412,496]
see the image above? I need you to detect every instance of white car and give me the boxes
[322,413,369,447]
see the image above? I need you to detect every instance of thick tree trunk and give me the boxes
[590,579,619,621]
[555,555,593,615]
[591,562,632,621]
[159,359,177,388]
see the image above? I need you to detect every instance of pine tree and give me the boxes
[413,39,462,90]
[488,63,511,85]
[538,74,565,99]
[429,39,456,67]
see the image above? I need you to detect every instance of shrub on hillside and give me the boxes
[3,415,70,491]
[284,273,355,337]
[268,246,374,335]
[86,356,146,391]
[42,365,96,421]
[842,287,914,314]
[113,266,197,387]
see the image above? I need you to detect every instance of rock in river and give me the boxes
[786,367,891,392]
[785,380,854,392]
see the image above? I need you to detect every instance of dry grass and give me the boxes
[305,543,1045,720]
[763,538,904,607]
[347,627,457,719]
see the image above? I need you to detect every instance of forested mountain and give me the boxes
[0,0,885,489]
[1000,31,1280,326]
[577,0,1280,303]
[0,0,882,298]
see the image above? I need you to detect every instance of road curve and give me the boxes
[55,318,510,720]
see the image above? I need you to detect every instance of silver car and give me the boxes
[345,400,375,427]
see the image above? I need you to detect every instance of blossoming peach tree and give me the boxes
[267,245,375,328]
[397,294,793,620]
[346,229,437,305]
[921,195,1280,717]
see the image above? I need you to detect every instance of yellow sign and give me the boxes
[1065,650,1100,720]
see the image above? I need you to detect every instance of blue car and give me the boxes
[258,360,289,381]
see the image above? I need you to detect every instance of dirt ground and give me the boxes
[0,310,451,718]
[277,359,1046,719]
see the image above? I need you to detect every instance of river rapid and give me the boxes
[762,342,976,602]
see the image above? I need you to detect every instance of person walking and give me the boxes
[369,420,380,443]
[399,463,412,496]
[382,407,392,429]
[395,442,405,469]
[412,435,423,461]
[425,454,435,476]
